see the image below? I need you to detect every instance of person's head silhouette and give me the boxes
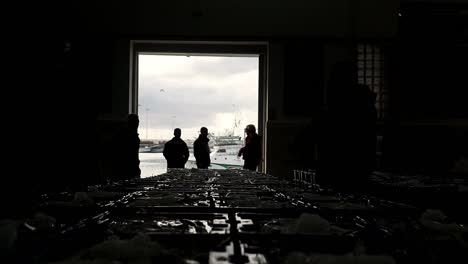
[327,61,359,109]
[174,128,182,139]
[200,127,208,137]
[244,124,256,136]
[329,61,357,88]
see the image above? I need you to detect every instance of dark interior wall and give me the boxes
[392,3,468,120]
[111,40,132,116]
[73,0,398,38]
[282,40,324,117]
[17,37,112,190]
[393,44,468,119]
[382,2,468,174]
[5,2,117,194]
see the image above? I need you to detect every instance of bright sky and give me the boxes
[138,54,259,141]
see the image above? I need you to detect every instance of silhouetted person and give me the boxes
[163,128,189,169]
[317,61,377,192]
[238,124,262,171]
[112,114,141,180]
[194,127,211,169]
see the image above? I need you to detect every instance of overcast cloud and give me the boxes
[138,55,259,141]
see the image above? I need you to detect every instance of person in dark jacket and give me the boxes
[193,127,211,169]
[317,61,377,192]
[238,124,262,171]
[112,114,141,180]
[163,128,189,169]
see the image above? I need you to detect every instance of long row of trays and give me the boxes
[10,168,467,264]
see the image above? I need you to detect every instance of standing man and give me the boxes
[163,128,189,169]
[113,114,141,180]
[317,61,377,191]
[193,127,211,169]
[238,124,262,171]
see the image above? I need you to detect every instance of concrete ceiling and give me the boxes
[69,0,399,38]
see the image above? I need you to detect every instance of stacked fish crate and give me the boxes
[15,169,468,264]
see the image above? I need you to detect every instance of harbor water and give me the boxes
[139,152,197,178]
[139,153,168,178]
